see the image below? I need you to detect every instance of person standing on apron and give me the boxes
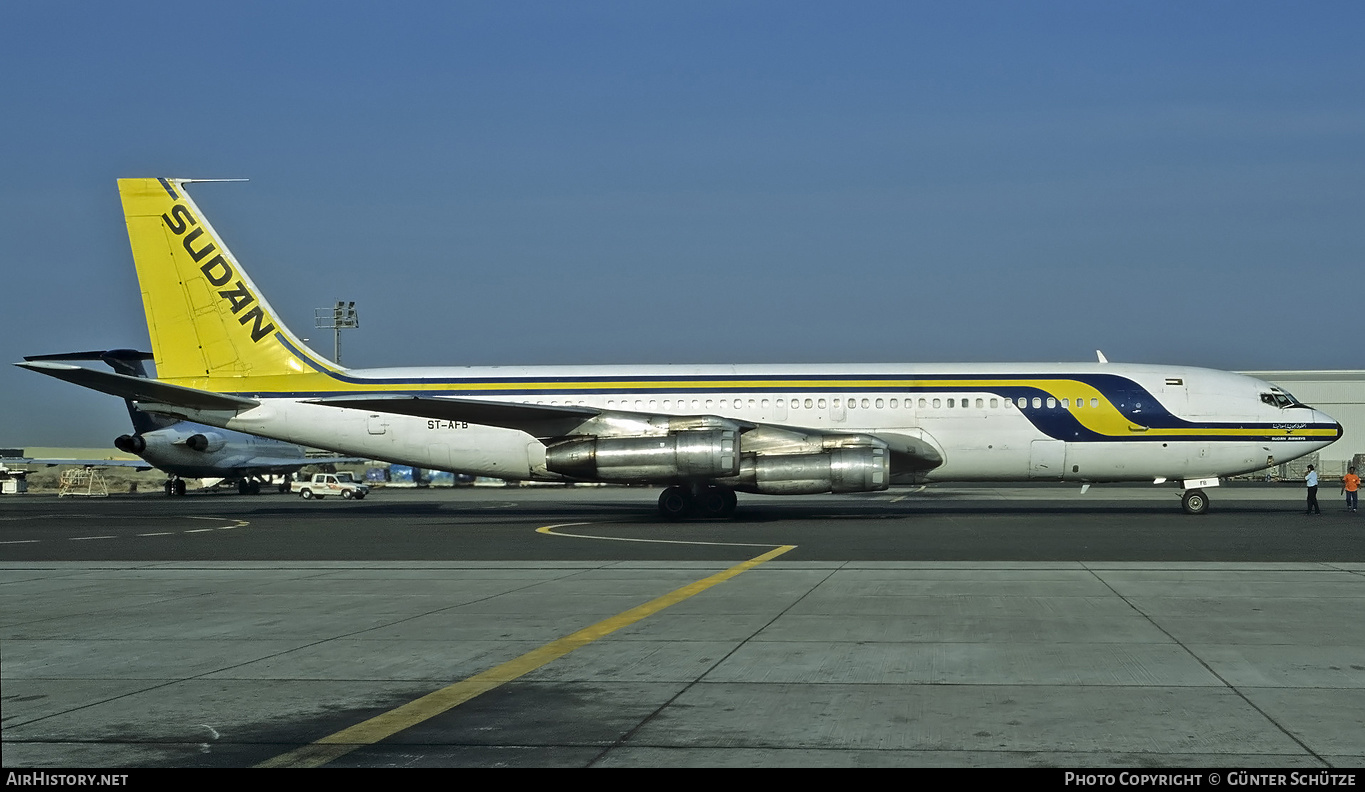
[1342,466,1359,513]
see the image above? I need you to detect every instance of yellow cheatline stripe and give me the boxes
[1137,427,1339,438]
[174,367,1338,441]
[281,338,344,374]
[185,373,1114,394]
[256,540,797,769]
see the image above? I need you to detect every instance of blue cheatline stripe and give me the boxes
[274,333,337,374]
[259,334,1338,442]
[222,390,1336,444]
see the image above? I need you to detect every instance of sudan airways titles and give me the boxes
[161,203,276,343]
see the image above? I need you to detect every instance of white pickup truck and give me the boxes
[293,472,370,500]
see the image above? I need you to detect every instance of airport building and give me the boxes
[1246,370,1365,473]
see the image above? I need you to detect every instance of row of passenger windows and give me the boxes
[529,396,1107,410]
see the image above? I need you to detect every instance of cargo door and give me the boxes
[1029,440,1066,480]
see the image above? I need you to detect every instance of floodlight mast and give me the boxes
[313,301,358,365]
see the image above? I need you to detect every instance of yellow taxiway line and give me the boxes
[259,529,795,768]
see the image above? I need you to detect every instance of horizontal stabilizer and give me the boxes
[24,350,153,362]
[307,394,599,438]
[25,349,155,379]
[15,362,258,412]
[2,457,153,471]
[227,455,366,472]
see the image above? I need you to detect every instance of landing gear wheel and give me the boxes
[164,480,174,496]
[1182,488,1209,515]
[658,486,694,520]
[278,481,291,493]
[696,486,738,519]
[238,480,251,495]
[248,480,261,495]
[173,479,186,496]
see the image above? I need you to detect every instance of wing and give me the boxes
[305,394,609,439]
[306,394,944,473]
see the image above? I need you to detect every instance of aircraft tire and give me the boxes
[164,481,174,496]
[1182,489,1209,515]
[658,486,693,520]
[174,479,186,496]
[696,486,738,519]
[238,480,250,495]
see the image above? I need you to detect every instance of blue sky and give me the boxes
[2,2,1362,446]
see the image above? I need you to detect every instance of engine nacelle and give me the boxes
[546,429,739,482]
[728,446,889,495]
[114,434,146,455]
[185,432,226,453]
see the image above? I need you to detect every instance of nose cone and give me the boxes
[1313,409,1344,447]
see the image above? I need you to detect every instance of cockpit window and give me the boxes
[1261,392,1296,408]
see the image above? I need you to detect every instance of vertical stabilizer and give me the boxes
[118,178,339,387]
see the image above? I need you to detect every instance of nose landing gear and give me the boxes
[1181,488,1209,515]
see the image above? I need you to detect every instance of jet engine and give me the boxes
[725,446,889,495]
[546,429,738,482]
[116,428,228,457]
[185,432,227,453]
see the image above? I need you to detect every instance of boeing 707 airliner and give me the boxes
[17,179,1342,517]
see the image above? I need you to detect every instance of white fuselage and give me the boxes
[165,361,1340,487]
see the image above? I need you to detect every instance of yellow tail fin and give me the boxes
[118,178,340,389]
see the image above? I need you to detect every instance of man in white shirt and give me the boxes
[1306,465,1321,515]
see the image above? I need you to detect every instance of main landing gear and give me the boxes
[1181,488,1210,515]
[163,477,187,496]
[658,484,738,520]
